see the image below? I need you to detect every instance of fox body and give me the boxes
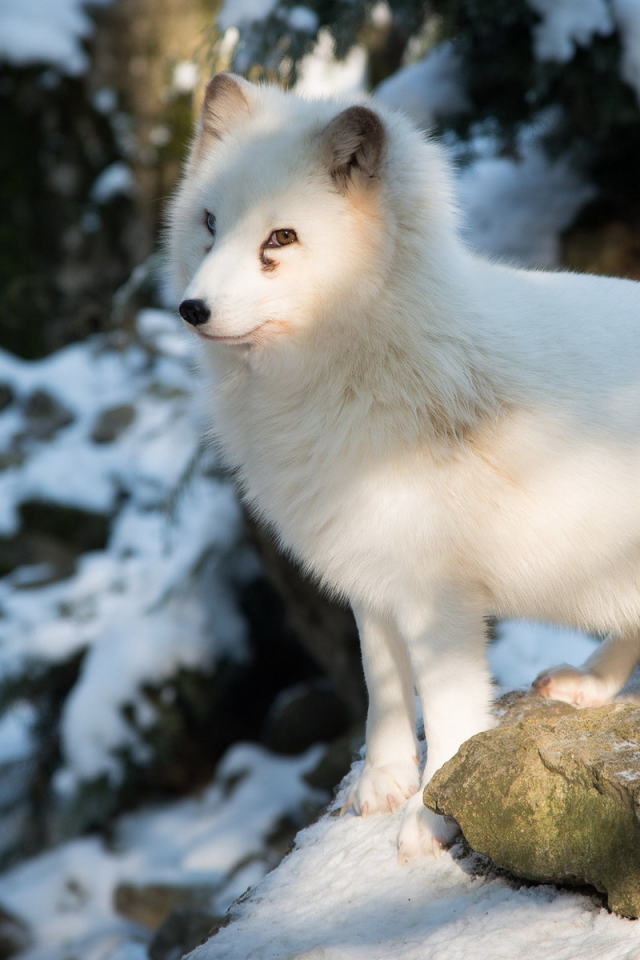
[168,74,640,857]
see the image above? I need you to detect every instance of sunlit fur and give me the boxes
[168,76,640,859]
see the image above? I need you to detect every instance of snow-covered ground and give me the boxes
[193,791,639,960]
[0,743,326,960]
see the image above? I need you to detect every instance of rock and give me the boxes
[261,681,351,755]
[149,907,223,960]
[22,389,74,440]
[113,882,218,931]
[424,693,640,917]
[18,499,110,552]
[303,722,365,794]
[0,384,14,413]
[90,403,135,443]
[0,904,31,958]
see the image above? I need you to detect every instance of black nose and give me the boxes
[179,299,211,327]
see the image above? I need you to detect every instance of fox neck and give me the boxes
[208,251,506,474]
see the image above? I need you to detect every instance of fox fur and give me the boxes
[168,73,640,859]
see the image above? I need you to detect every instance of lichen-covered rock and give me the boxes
[423,693,640,917]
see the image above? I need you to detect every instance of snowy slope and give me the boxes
[190,623,637,960]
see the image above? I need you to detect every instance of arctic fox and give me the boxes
[168,73,640,860]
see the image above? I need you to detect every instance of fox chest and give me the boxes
[242,449,452,599]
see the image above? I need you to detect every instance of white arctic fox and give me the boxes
[168,74,640,860]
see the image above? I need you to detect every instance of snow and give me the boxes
[490,621,598,689]
[611,0,640,103]
[295,29,368,98]
[91,163,134,204]
[526,0,613,62]
[4,623,634,960]
[217,0,279,32]
[456,129,594,268]
[377,48,592,269]
[525,0,640,105]
[0,0,112,74]
[191,779,639,960]
[0,310,247,786]
[184,624,640,960]
[288,6,319,33]
[0,704,35,765]
[376,43,471,130]
[172,61,199,94]
[0,744,324,960]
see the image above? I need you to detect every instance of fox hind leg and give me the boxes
[533,629,640,707]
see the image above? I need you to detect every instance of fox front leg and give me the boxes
[342,604,420,817]
[394,588,495,861]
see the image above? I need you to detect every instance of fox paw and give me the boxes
[397,791,460,862]
[532,664,612,708]
[341,759,419,817]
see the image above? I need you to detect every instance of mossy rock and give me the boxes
[424,693,640,917]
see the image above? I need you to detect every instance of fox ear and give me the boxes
[322,105,385,191]
[199,73,252,142]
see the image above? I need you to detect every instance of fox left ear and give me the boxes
[198,73,252,144]
[322,105,385,191]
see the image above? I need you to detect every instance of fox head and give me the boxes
[168,74,459,371]
[168,75,409,353]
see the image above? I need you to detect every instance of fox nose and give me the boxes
[179,299,211,327]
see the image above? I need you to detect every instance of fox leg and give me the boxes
[394,587,495,860]
[533,628,640,707]
[342,604,420,816]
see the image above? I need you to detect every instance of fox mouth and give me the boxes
[196,329,257,344]
[191,319,281,345]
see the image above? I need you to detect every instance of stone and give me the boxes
[423,692,640,917]
[0,904,31,958]
[0,384,14,413]
[90,403,135,443]
[113,882,219,931]
[22,389,74,440]
[261,681,351,755]
[149,907,223,960]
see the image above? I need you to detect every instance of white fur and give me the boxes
[168,78,640,859]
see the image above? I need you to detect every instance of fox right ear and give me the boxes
[198,73,252,143]
[322,105,385,191]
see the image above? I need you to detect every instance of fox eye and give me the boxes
[266,228,297,247]
[204,210,216,236]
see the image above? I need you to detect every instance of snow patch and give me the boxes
[91,163,134,204]
[190,792,639,960]
[457,131,594,268]
[217,0,279,31]
[527,0,613,62]
[288,6,319,33]
[296,29,368,97]
[490,621,598,690]
[0,311,247,787]
[0,0,112,74]
[376,43,470,130]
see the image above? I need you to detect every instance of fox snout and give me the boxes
[179,299,211,327]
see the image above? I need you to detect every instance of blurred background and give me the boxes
[0,1,639,958]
